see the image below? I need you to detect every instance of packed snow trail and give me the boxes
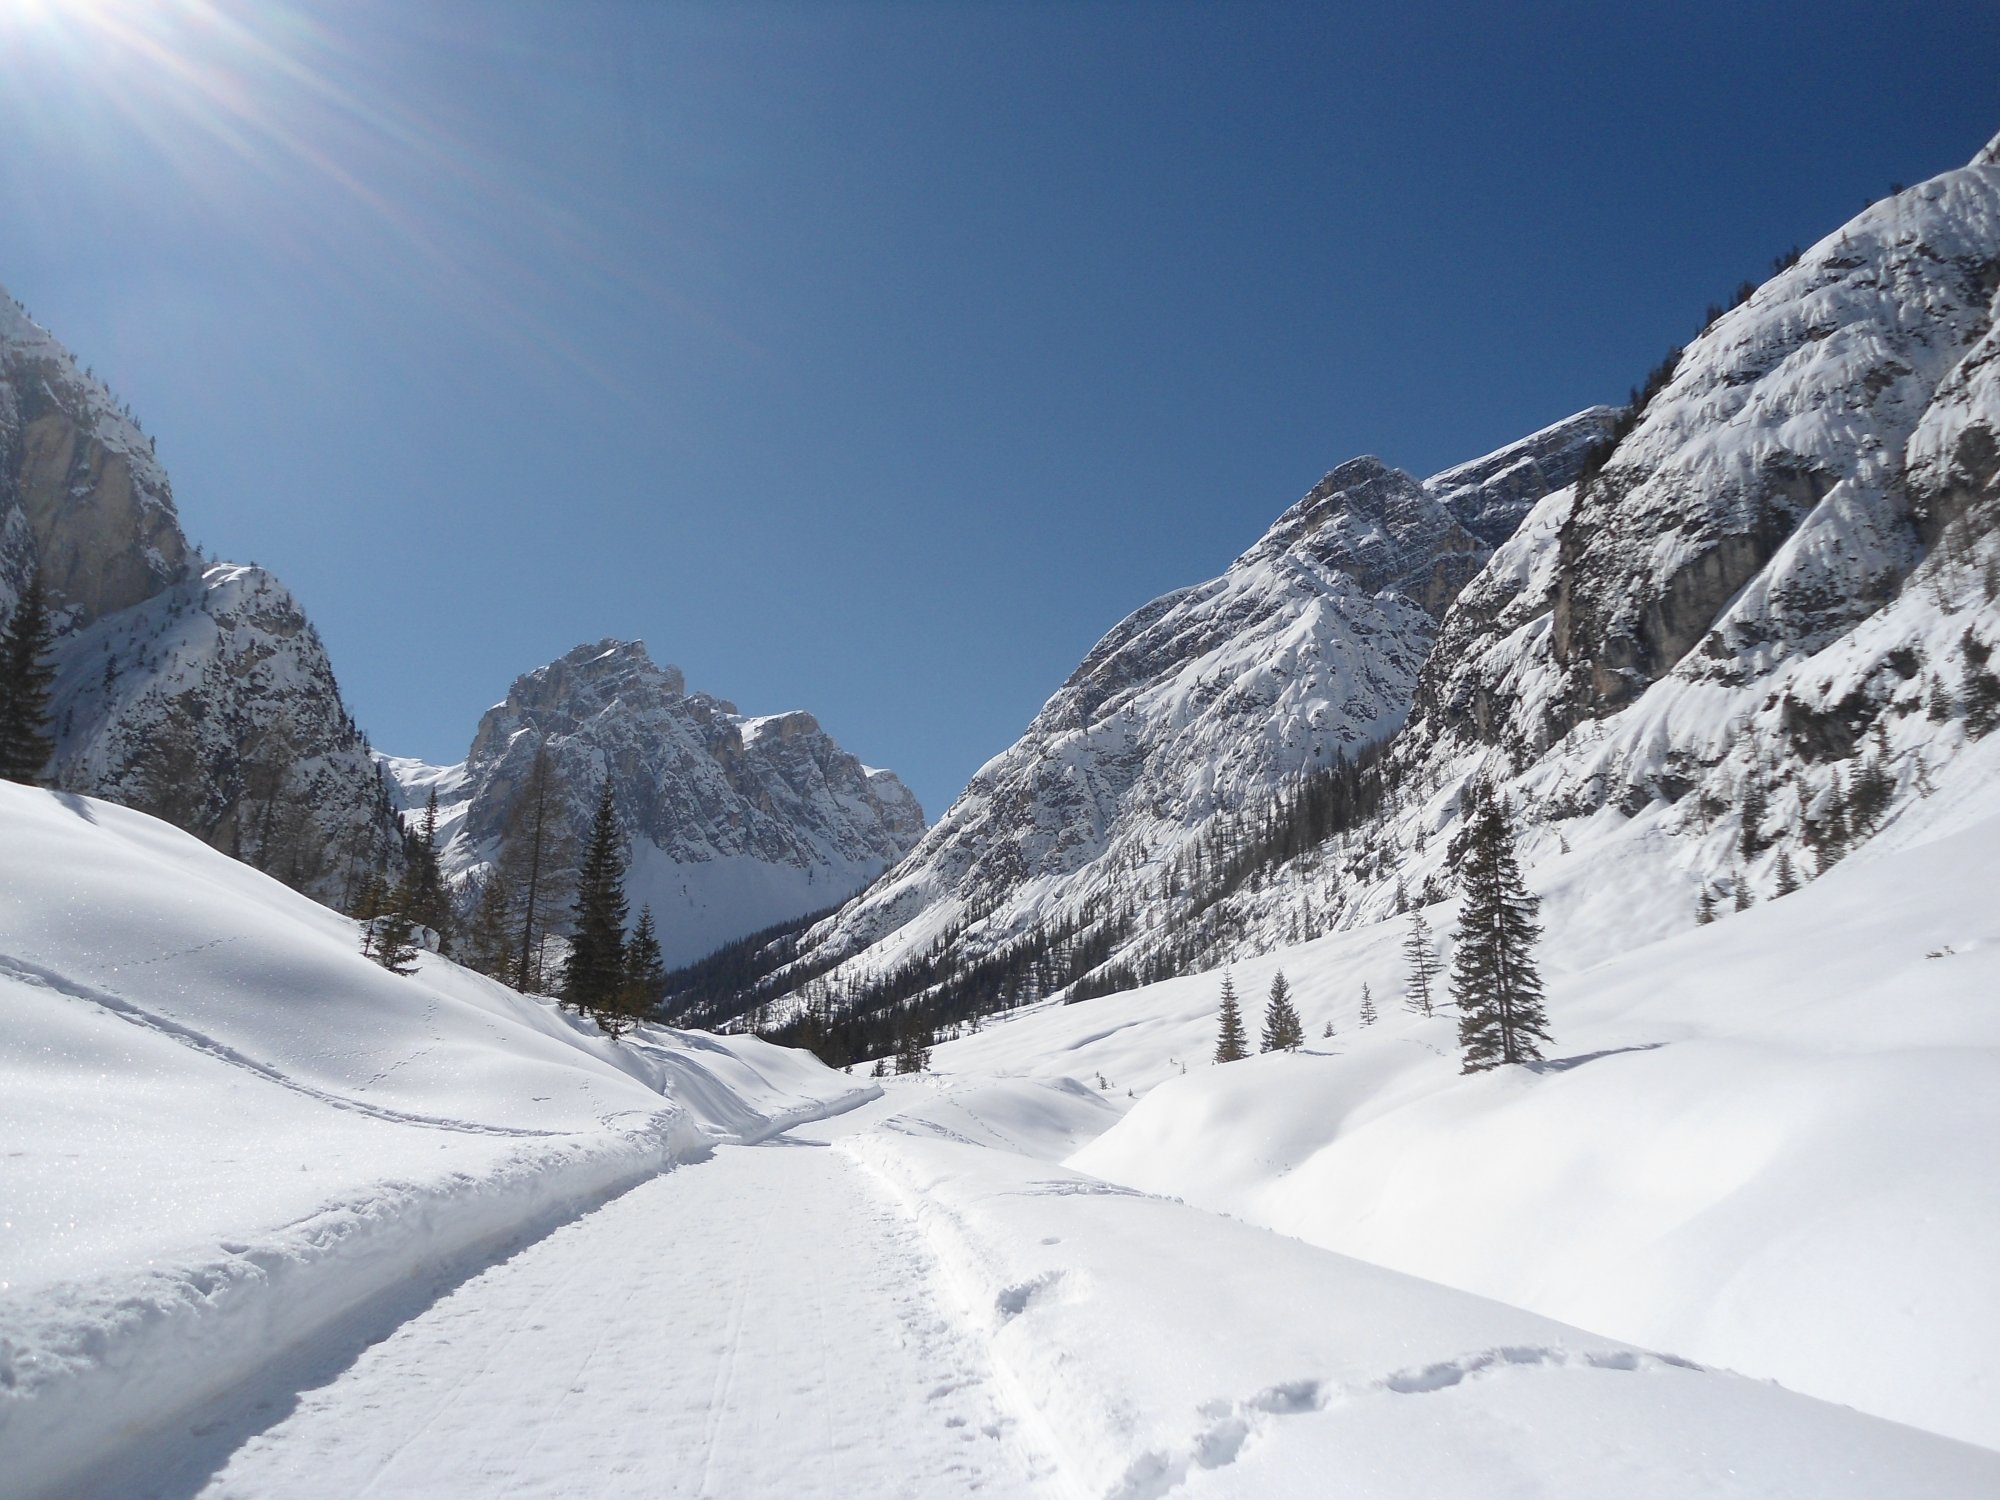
[111,1106,1059,1500]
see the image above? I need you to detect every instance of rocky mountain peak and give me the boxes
[401,640,926,967]
[0,287,188,625]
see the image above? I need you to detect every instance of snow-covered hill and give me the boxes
[381,639,926,966]
[0,780,874,1499]
[925,728,2000,1453]
[0,289,401,903]
[758,409,1614,1017]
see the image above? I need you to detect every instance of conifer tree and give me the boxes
[1733,873,1754,912]
[1260,970,1303,1052]
[463,869,515,981]
[1213,973,1248,1062]
[894,1018,933,1074]
[1696,885,1718,925]
[1358,983,1378,1027]
[1773,847,1799,896]
[562,782,631,1027]
[1402,911,1440,1016]
[369,892,421,976]
[496,744,573,993]
[1449,790,1552,1072]
[0,568,57,785]
[622,905,668,1023]
[403,788,454,954]
[1738,775,1768,861]
[1321,1019,1334,1039]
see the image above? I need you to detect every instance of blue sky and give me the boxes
[2,1,1995,818]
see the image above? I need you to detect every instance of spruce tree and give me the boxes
[1358,983,1378,1027]
[1773,847,1799,896]
[1402,911,1440,1016]
[562,781,631,1027]
[369,894,421,976]
[464,869,515,981]
[0,568,57,785]
[1260,970,1303,1052]
[1696,885,1718,925]
[1449,791,1553,1072]
[1213,973,1248,1062]
[622,905,668,1023]
[403,788,454,954]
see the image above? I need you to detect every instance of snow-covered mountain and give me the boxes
[740,408,1613,1019]
[732,128,2000,1034]
[1,290,400,903]
[1190,124,2000,961]
[382,639,926,967]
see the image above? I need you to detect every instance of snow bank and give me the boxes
[0,783,869,1500]
[844,1114,2000,1499]
[935,791,2000,1449]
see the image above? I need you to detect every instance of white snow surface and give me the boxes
[11,779,1998,1497]
[927,734,2000,1453]
[91,1080,2000,1499]
[0,782,874,1500]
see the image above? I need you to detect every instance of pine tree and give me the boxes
[1449,791,1552,1072]
[1773,847,1799,896]
[621,905,668,1023]
[1696,885,1718,925]
[1358,983,1378,1027]
[1213,973,1248,1062]
[1321,1019,1334,1039]
[562,782,631,1029]
[369,898,421,976]
[495,744,573,994]
[403,788,454,954]
[0,568,58,785]
[1402,911,1441,1016]
[1733,873,1754,912]
[1260,970,1304,1052]
[894,1019,932,1074]
[1738,774,1768,861]
[463,869,515,981]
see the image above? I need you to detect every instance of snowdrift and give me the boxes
[0,783,872,1500]
[843,1086,2000,1499]
[933,742,2000,1451]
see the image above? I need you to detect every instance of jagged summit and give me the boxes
[387,638,925,968]
[735,409,1614,1025]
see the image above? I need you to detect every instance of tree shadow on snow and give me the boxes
[1526,1041,1667,1075]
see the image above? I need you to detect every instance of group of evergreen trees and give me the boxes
[1207,787,1551,1075]
[0,570,56,785]
[348,750,668,1039]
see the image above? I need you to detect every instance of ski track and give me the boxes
[0,951,567,1138]
[164,1125,1062,1500]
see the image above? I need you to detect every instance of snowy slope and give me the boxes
[0,781,872,1500]
[381,639,926,966]
[759,410,1615,1017]
[924,731,2000,1451]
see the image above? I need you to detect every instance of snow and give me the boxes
[927,751,2000,1451]
[0,782,873,1499]
[8,775,2000,1496]
[52,1079,2000,1500]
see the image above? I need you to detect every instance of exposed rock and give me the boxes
[383,640,925,967]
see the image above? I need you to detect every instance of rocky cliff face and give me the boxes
[757,409,1614,1013]
[1,290,400,903]
[382,640,926,967]
[1164,129,2000,976]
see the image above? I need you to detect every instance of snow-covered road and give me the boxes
[67,1078,2000,1500]
[131,1099,1058,1500]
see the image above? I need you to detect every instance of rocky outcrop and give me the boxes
[384,640,925,967]
[1,288,401,904]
